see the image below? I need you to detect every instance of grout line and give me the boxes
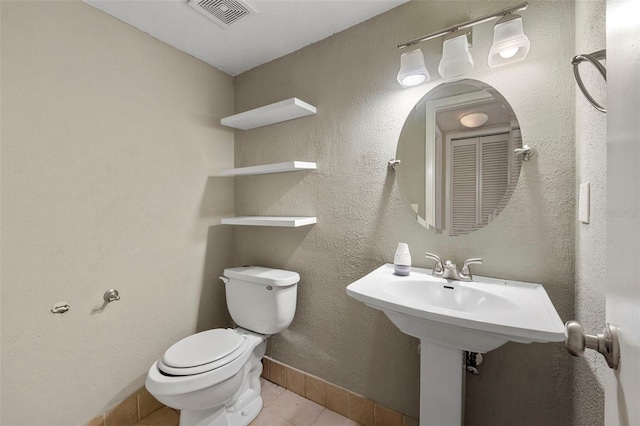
[88,358,417,426]
[263,357,416,426]
[136,393,142,422]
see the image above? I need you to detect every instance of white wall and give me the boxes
[234,1,576,423]
[573,0,607,424]
[0,1,235,424]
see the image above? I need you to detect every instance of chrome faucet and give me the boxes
[425,252,444,274]
[425,253,482,282]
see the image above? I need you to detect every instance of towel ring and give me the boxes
[572,49,606,113]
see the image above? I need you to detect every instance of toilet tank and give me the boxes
[222,266,299,334]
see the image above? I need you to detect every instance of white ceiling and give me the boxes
[84,0,409,76]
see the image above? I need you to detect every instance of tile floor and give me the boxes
[254,378,360,426]
[132,407,179,426]
[133,378,360,426]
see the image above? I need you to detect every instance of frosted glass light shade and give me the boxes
[438,32,474,80]
[397,49,430,87]
[460,112,489,128]
[488,14,531,67]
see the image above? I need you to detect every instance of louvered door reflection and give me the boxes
[450,140,478,235]
[480,134,510,223]
[448,133,511,236]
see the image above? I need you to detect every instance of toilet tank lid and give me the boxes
[223,266,300,287]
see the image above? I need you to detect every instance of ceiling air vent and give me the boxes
[187,0,257,29]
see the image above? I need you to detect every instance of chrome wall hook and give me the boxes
[514,144,537,161]
[388,159,401,170]
[51,301,70,315]
[103,289,120,303]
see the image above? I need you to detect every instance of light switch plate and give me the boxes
[579,182,590,224]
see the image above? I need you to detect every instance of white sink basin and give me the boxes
[347,264,565,425]
[346,264,564,352]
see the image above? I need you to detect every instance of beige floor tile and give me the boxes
[270,359,287,387]
[268,390,324,426]
[137,387,164,420]
[305,375,326,406]
[325,382,349,418]
[286,366,306,397]
[373,404,402,426]
[311,408,361,426]
[347,393,373,426]
[133,407,179,426]
[83,415,105,426]
[250,408,296,426]
[105,395,138,426]
[403,416,419,426]
[261,358,270,380]
[261,377,287,407]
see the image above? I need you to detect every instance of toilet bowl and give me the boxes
[146,328,267,426]
[146,266,299,426]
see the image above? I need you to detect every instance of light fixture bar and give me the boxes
[397,2,528,50]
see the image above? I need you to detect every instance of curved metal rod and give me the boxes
[572,49,606,113]
[398,2,528,49]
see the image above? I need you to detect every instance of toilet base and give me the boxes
[146,330,269,426]
[179,394,263,426]
[226,395,263,426]
[174,336,267,426]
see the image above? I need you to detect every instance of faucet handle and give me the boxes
[461,258,482,275]
[425,253,444,273]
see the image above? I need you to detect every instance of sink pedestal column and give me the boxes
[419,340,465,426]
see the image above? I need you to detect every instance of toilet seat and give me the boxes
[146,328,267,398]
[158,329,250,376]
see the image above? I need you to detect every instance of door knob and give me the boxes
[565,320,620,370]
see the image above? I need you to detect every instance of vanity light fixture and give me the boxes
[438,31,474,80]
[488,14,530,67]
[460,112,489,128]
[397,2,529,87]
[397,49,430,87]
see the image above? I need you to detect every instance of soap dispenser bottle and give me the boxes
[394,243,411,276]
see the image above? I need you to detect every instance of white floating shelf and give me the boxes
[221,98,316,130]
[222,161,316,176]
[221,216,317,227]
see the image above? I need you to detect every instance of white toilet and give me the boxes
[146,266,300,426]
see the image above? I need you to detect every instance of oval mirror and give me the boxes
[396,79,523,236]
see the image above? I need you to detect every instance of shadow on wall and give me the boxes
[366,309,421,416]
[199,176,234,220]
[235,226,314,268]
[465,340,572,426]
[196,176,235,333]
[573,358,605,425]
[101,372,148,416]
[93,177,236,418]
[235,171,317,217]
[366,168,398,261]
[197,224,234,332]
[518,157,553,259]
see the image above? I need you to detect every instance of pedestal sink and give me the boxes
[346,264,565,426]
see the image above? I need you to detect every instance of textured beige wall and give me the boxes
[234,1,575,423]
[573,0,607,424]
[396,102,426,219]
[1,2,234,424]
